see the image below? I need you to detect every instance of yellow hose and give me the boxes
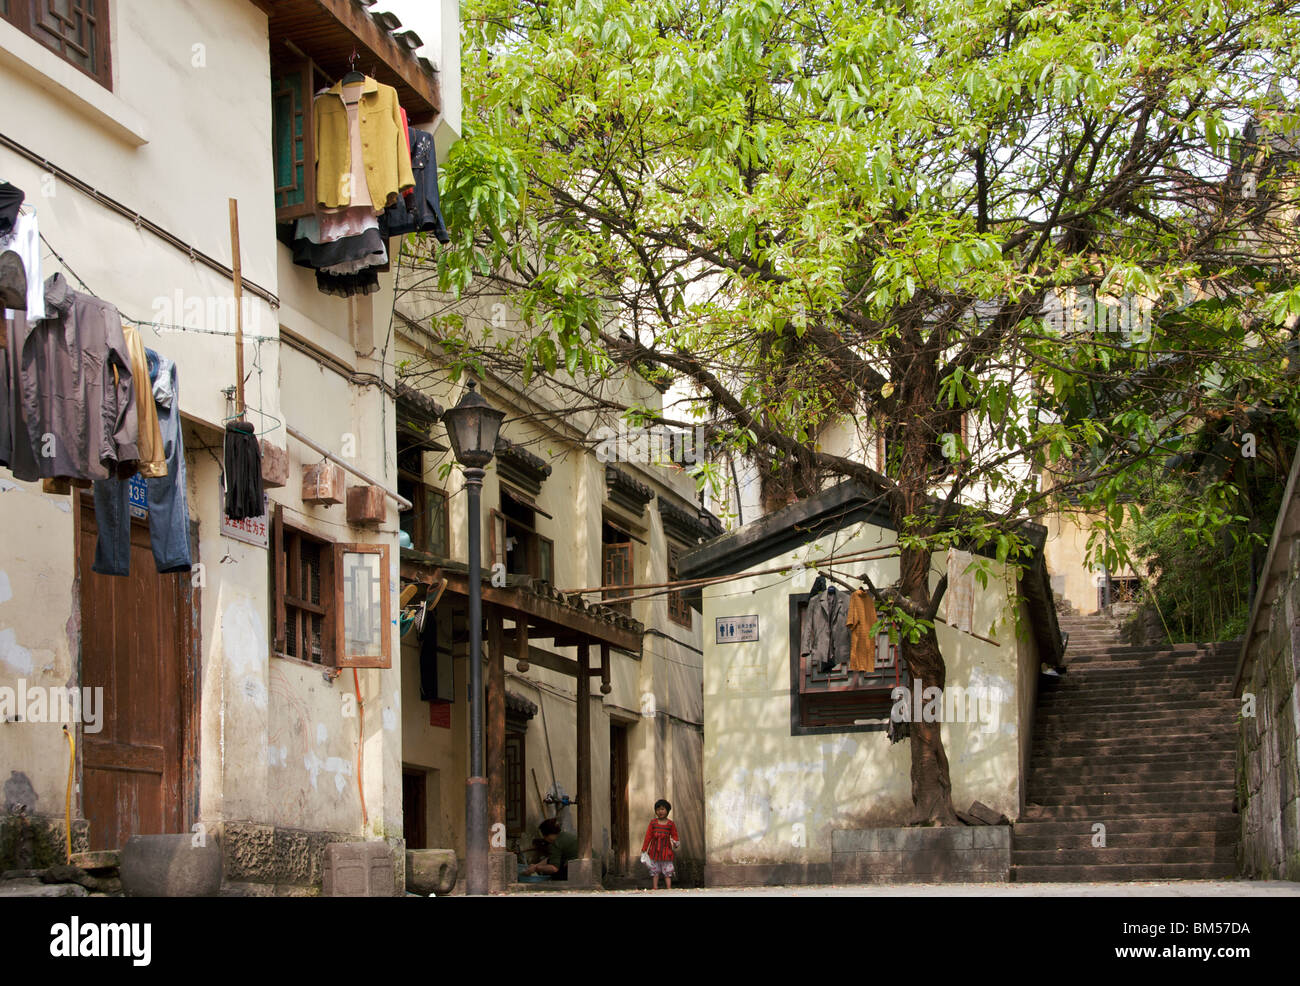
[62,725,74,863]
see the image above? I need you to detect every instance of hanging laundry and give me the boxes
[0,181,23,237]
[947,548,975,633]
[313,76,414,213]
[801,585,851,672]
[8,274,136,482]
[846,588,877,672]
[1,206,46,321]
[383,125,450,242]
[92,349,191,576]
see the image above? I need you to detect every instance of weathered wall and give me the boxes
[701,526,1032,880]
[1236,539,1300,881]
[1,0,409,889]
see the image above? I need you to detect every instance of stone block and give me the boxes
[120,834,222,897]
[830,826,1010,884]
[221,822,275,882]
[260,441,289,488]
[406,849,458,896]
[322,842,395,897]
[346,484,386,525]
[302,462,345,505]
[565,857,596,889]
[488,850,517,893]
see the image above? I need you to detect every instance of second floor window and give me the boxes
[2,0,112,89]
[667,545,691,629]
[491,486,554,584]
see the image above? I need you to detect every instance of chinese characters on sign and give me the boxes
[715,615,759,644]
[220,487,269,548]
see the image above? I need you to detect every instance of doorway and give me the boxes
[609,721,630,873]
[77,495,194,851]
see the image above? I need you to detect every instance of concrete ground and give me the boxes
[496,880,1300,897]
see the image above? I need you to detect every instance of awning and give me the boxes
[501,484,553,520]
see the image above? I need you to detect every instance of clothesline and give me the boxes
[38,231,278,340]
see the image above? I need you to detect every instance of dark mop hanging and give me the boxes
[223,197,263,520]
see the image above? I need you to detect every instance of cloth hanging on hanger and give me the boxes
[383,125,450,242]
[313,77,414,213]
[801,586,851,672]
[8,274,136,482]
[0,182,24,236]
[1,209,46,320]
[846,588,877,672]
[92,350,191,575]
[947,548,975,633]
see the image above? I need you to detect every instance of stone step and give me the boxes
[1011,861,1238,882]
[1010,845,1237,866]
[1013,829,1237,851]
[1028,767,1235,785]
[1012,813,1238,837]
[1021,803,1238,820]
[1028,752,1238,769]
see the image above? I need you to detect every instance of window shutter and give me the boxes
[271,58,316,222]
[272,504,286,654]
[334,543,392,669]
[490,509,507,570]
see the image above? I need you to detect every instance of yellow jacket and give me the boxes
[313,77,414,212]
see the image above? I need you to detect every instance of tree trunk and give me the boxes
[903,626,960,825]
[898,540,960,826]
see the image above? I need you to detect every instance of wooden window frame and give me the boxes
[602,523,634,615]
[666,544,692,629]
[334,542,392,668]
[492,489,553,583]
[2,0,112,90]
[270,55,321,222]
[398,468,449,559]
[789,594,906,735]
[271,506,392,669]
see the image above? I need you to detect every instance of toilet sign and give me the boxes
[715,615,759,643]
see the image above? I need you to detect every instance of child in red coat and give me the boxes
[641,799,680,889]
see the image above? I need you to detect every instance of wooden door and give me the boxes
[78,497,187,850]
[609,723,629,873]
[402,769,427,850]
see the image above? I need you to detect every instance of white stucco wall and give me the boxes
[701,526,1034,871]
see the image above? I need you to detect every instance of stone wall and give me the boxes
[1236,539,1300,881]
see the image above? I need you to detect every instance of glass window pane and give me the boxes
[342,551,384,658]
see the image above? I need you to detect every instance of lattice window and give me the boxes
[3,1,112,89]
[667,545,691,629]
[791,596,907,732]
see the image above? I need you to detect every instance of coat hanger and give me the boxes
[341,47,365,86]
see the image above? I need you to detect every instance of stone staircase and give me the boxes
[1011,613,1241,882]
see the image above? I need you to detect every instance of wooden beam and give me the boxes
[422,567,642,654]
[304,0,440,114]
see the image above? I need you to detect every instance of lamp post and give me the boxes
[442,379,505,896]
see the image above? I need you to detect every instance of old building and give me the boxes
[0,0,459,892]
[389,290,719,887]
[679,480,1061,885]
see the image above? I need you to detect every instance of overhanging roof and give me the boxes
[679,478,1063,665]
[259,0,440,122]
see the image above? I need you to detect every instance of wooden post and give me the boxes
[576,641,592,861]
[515,619,529,673]
[227,198,245,417]
[486,607,505,843]
[599,642,611,695]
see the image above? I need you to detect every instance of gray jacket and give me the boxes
[11,274,137,481]
[801,587,851,671]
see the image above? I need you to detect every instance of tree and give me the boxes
[413,0,1300,824]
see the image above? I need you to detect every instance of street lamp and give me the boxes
[442,379,505,896]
